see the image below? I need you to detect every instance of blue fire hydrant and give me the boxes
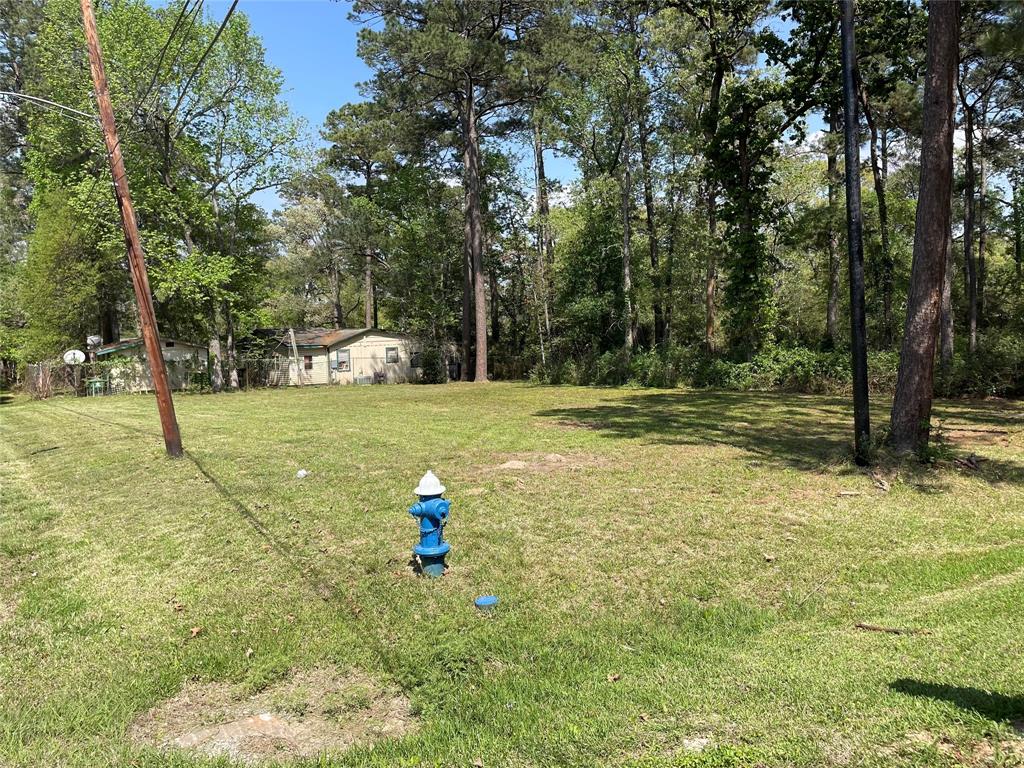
[409,471,451,577]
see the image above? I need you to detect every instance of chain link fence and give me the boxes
[23,357,210,399]
[21,353,432,399]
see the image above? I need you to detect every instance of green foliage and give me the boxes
[417,346,447,384]
[537,344,914,396]
[18,190,109,361]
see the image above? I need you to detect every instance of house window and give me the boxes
[303,355,313,371]
[385,347,399,364]
[410,351,421,368]
[332,349,351,372]
[165,341,175,347]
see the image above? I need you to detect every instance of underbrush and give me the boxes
[534,334,1024,397]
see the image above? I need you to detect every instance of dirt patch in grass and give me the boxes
[492,452,606,472]
[130,666,415,764]
[896,730,1024,766]
[938,425,1013,448]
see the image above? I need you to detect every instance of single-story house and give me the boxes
[95,337,208,393]
[261,328,422,386]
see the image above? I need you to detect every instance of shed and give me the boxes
[264,328,422,386]
[95,337,208,393]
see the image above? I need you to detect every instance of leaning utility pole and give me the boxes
[80,0,183,458]
[840,0,871,465]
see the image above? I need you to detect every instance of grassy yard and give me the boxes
[1,383,1022,767]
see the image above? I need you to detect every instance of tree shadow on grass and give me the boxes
[890,679,1024,725]
[534,390,1024,484]
[537,391,855,471]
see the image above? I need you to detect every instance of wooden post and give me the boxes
[80,0,182,457]
[840,0,871,465]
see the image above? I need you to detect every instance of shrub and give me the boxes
[418,347,447,384]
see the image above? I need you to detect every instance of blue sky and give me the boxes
[165,2,833,214]
[186,0,578,213]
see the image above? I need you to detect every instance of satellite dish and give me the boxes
[86,335,102,348]
[63,349,86,365]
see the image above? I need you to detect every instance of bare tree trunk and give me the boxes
[490,266,500,347]
[959,81,978,354]
[225,300,238,390]
[704,59,726,353]
[860,92,893,346]
[461,107,474,382]
[209,303,223,393]
[364,250,374,328]
[939,209,955,368]
[977,99,987,327]
[1014,179,1023,282]
[621,125,636,351]
[890,0,959,455]
[331,263,343,329]
[639,118,663,347]
[631,22,662,348]
[665,148,679,344]
[100,305,119,344]
[532,112,553,344]
[463,84,488,383]
[826,109,841,347]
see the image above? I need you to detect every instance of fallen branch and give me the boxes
[855,622,930,636]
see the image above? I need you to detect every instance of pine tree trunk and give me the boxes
[959,83,978,354]
[639,118,663,347]
[632,28,662,347]
[1014,179,1023,282]
[532,112,553,342]
[890,0,959,455]
[977,101,987,328]
[826,110,841,348]
[331,261,343,329]
[621,125,636,351]
[861,93,893,346]
[704,59,726,354]
[462,83,488,382]
[939,214,955,368]
[364,250,374,328]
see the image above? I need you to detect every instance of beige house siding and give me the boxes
[271,332,419,386]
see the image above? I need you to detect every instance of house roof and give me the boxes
[95,337,205,356]
[255,327,410,349]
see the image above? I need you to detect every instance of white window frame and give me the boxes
[385,346,399,364]
[333,348,351,372]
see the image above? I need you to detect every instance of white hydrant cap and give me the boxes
[414,470,446,496]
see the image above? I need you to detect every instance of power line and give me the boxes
[129,0,204,124]
[0,90,98,126]
[166,0,238,129]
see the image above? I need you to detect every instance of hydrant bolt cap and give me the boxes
[414,470,446,496]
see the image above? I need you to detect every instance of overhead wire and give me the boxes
[166,0,239,129]
[129,0,205,125]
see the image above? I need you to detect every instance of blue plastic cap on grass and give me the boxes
[475,595,499,611]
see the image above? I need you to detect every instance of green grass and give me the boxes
[1,383,1022,767]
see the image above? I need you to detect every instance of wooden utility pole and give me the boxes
[841,0,871,465]
[80,0,183,457]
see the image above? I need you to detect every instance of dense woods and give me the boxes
[2,0,1023,455]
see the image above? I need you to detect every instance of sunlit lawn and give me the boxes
[1,383,1022,767]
